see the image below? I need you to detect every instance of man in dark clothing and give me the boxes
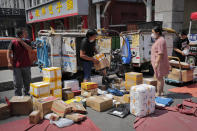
[80,29,99,82]
[7,28,32,96]
[172,30,190,62]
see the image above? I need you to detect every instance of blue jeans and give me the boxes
[82,61,93,81]
[13,67,31,96]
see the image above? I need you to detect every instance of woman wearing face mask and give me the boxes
[151,26,170,96]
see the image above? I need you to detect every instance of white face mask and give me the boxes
[89,39,95,43]
[151,33,156,39]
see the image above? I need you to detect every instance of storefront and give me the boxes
[25,0,89,40]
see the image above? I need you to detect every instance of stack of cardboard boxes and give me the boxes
[125,72,143,91]
[43,67,62,99]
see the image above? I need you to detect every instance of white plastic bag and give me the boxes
[51,118,74,128]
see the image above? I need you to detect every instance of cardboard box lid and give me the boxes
[87,96,112,104]
[143,78,156,82]
[125,72,143,76]
[0,103,8,109]
[10,96,31,103]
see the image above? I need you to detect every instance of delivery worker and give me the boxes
[80,29,99,82]
[172,30,190,62]
[7,28,32,96]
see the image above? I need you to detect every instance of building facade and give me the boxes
[0,0,26,37]
[155,0,197,32]
[25,0,89,40]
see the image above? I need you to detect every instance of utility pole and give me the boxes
[143,0,152,22]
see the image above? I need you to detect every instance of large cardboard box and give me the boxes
[94,54,110,71]
[34,96,58,118]
[81,88,98,98]
[29,110,40,124]
[51,100,72,117]
[81,82,98,90]
[0,104,10,120]
[86,96,113,112]
[10,96,33,115]
[66,113,86,122]
[69,103,86,114]
[125,81,142,91]
[143,78,157,87]
[168,68,194,82]
[62,91,74,100]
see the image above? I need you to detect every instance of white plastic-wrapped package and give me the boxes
[130,84,155,117]
[90,75,103,85]
[64,80,79,91]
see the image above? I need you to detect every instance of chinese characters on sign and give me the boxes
[32,0,73,18]
[0,8,25,16]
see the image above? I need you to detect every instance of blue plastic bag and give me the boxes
[121,37,131,64]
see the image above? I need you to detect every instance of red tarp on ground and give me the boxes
[0,117,101,131]
[168,84,197,97]
[191,12,197,21]
[134,109,197,131]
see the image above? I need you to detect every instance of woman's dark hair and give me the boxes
[153,26,163,36]
[86,29,98,38]
[180,30,188,36]
[16,28,25,38]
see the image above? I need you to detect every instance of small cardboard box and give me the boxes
[113,96,125,104]
[69,103,86,114]
[168,68,194,82]
[29,110,40,124]
[51,100,72,117]
[86,96,113,112]
[125,72,143,83]
[10,96,33,115]
[64,80,79,91]
[123,94,130,103]
[90,75,103,85]
[34,96,59,119]
[0,104,10,120]
[94,54,110,71]
[143,78,157,87]
[81,88,98,98]
[66,113,86,122]
[30,82,50,98]
[51,88,62,99]
[62,91,74,100]
[81,82,98,90]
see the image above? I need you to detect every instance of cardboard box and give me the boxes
[66,113,86,122]
[51,100,72,117]
[51,88,62,99]
[34,96,59,118]
[0,104,10,120]
[168,68,194,82]
[125,81,142,91]
[86,96,113,112]
[113,96,126,104]
[62,91,74,100]
[30,82,50,98]
[62,87,71,91]
[81,88,98,98]
[69,102,86,114]
[81,82,98,90]
[143,78,157,87]
[123,94,130,103]
[29,110,40,124]
[64,80,79,91]
[43,67,62,81]
[47,79,62,90]
[10,96,33,115]
[125,72,143,82]
[90,75,103,85]
[94,54,110,71]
